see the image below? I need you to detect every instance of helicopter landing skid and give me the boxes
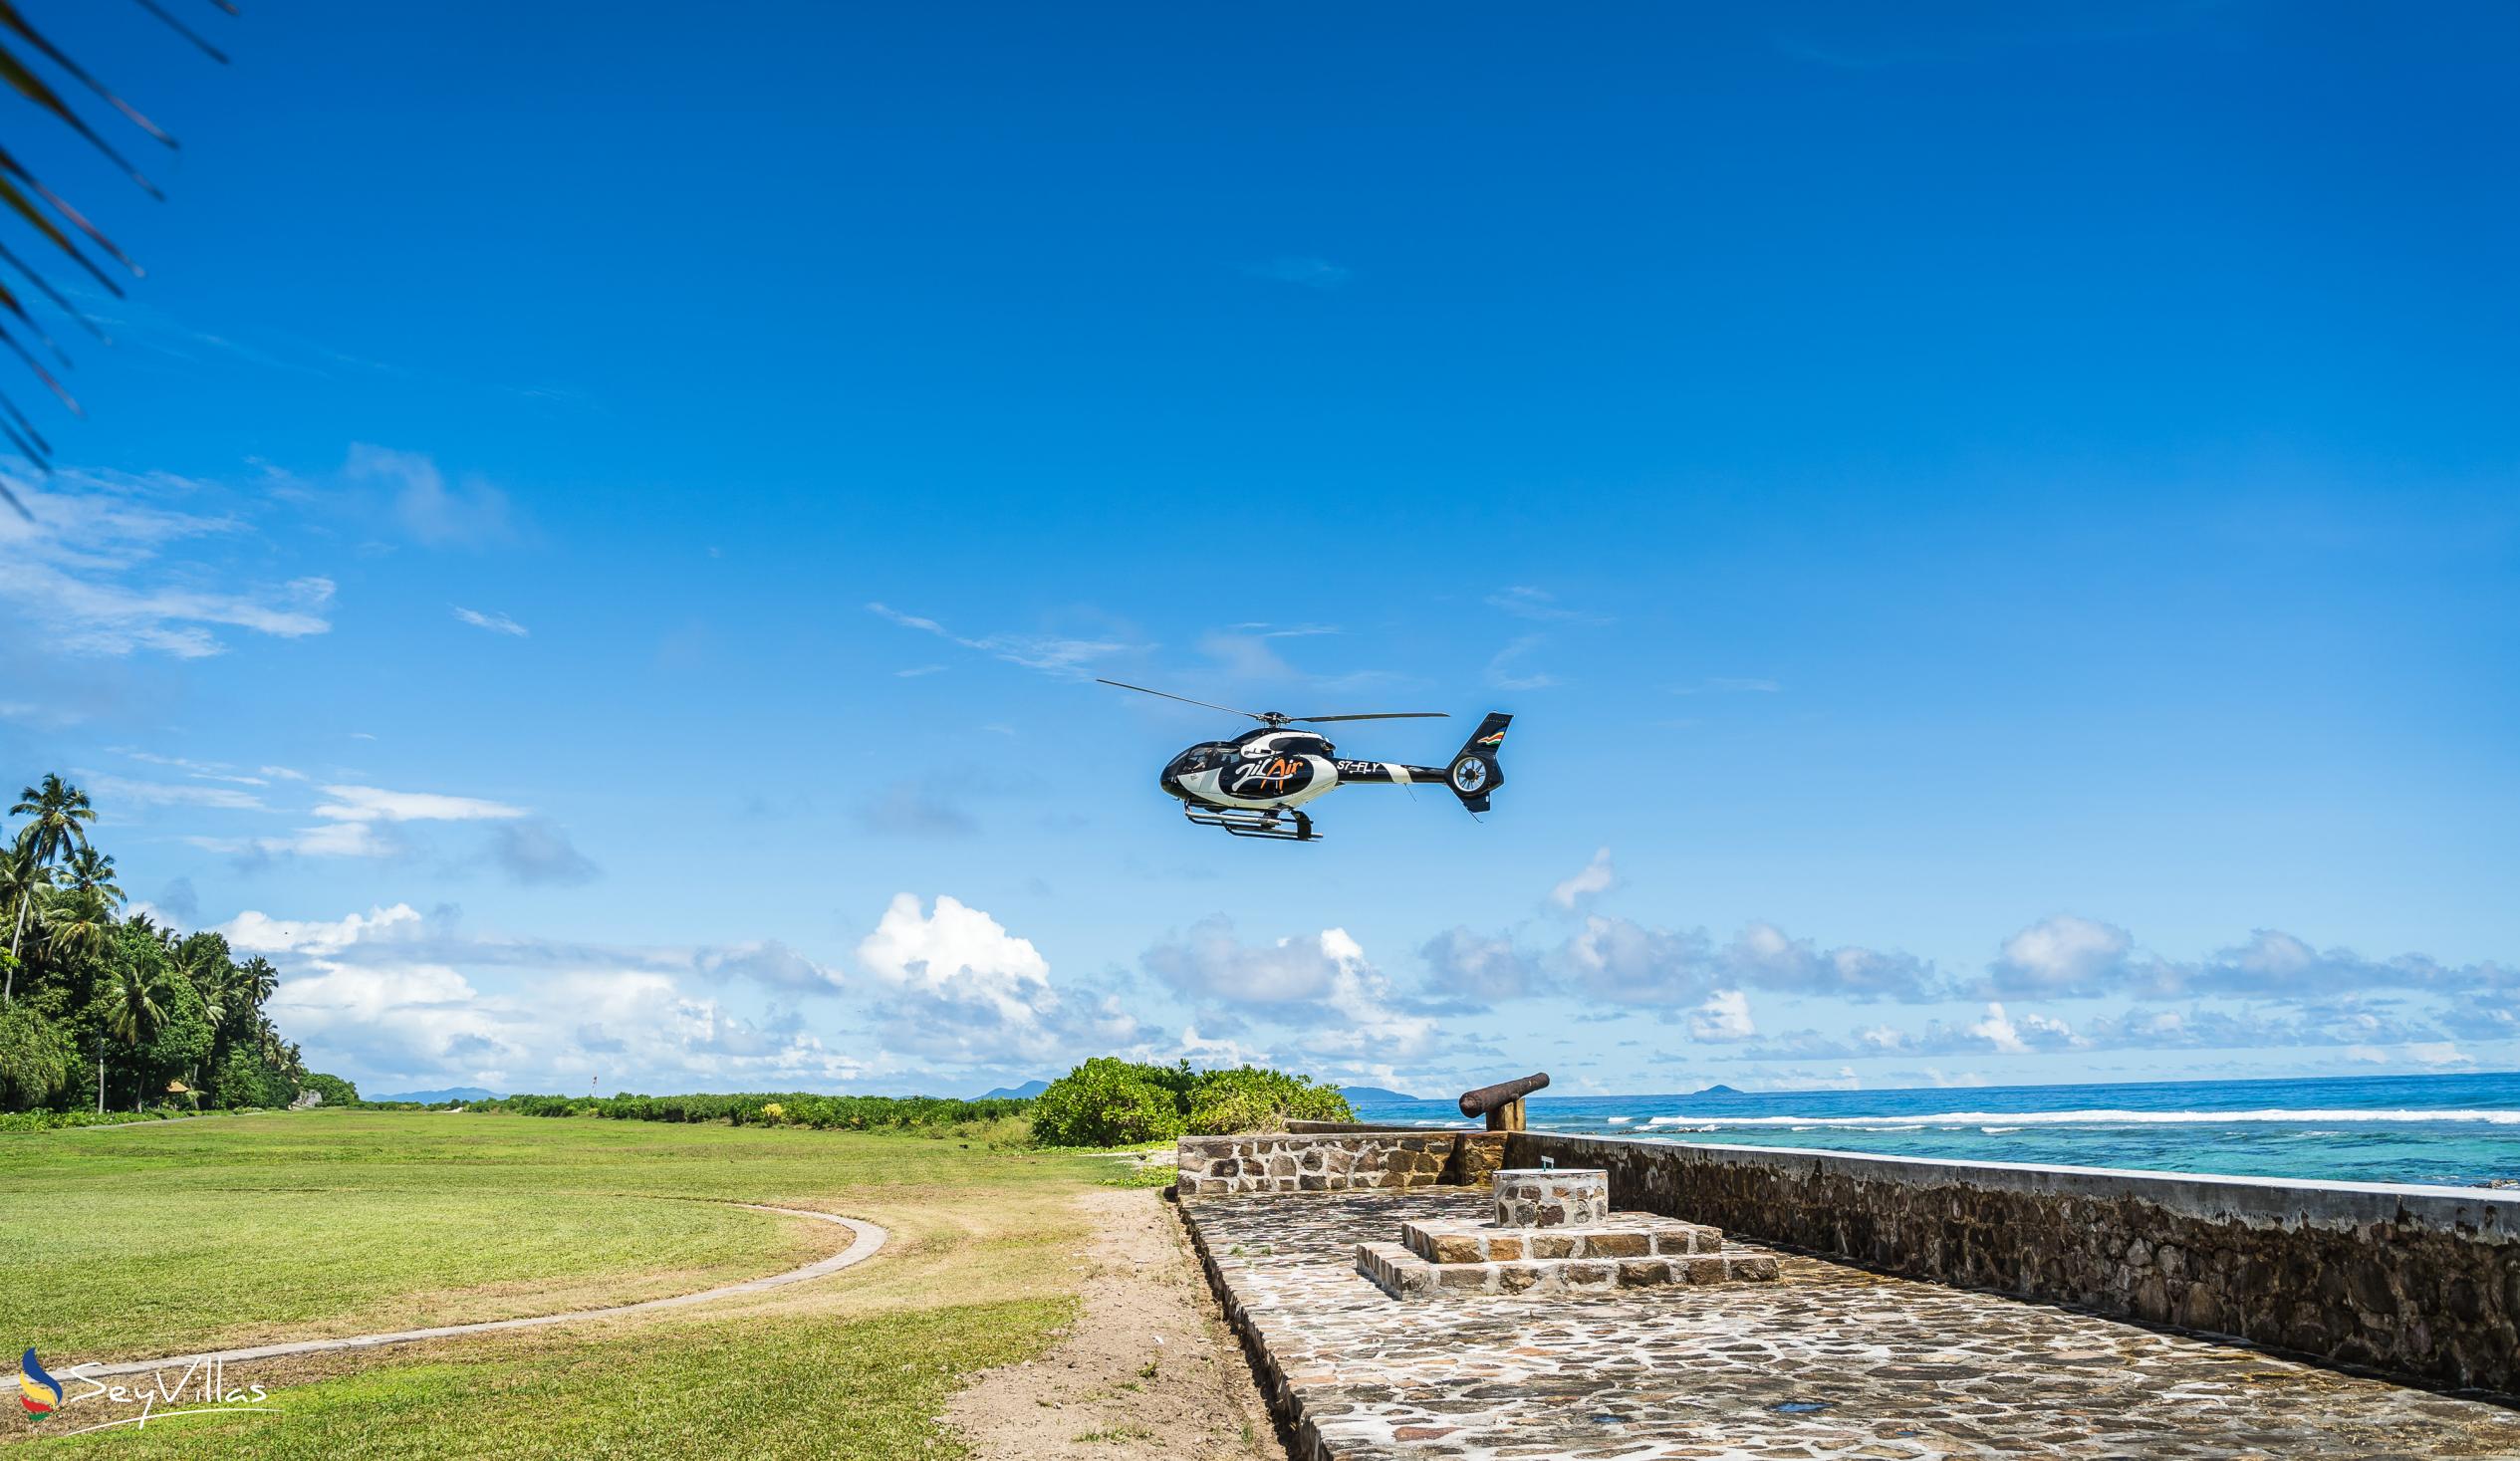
[1182,804,1317,842]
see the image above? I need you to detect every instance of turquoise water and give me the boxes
[1348,1071,2520,1188]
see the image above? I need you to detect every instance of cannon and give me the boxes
[1458,1072,1549,1132]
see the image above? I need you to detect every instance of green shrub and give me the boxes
[299,1073,361,1107]
[480,1092,1028,1132]
[0,1106,190,1133]
[1183,1065,1354,1134]
[1029,1058,1189,1147]
[213,1047,296,1110]
[1029,1059,1355,1146]
[0,1004,80,1112]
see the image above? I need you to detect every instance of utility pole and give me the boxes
[95,1035,104,1114]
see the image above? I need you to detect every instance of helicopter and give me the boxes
[1098,678,1511,842]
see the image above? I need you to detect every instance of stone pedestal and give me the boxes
[1492,1167,1609,1227]
[1358,1167,1777,1300]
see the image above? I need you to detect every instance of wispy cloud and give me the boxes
[0,470,335,659]
[79,774,268,814]
[1488,587,1610,625]
[1243,256,1353,289]
[866,602,1147,678]
[343,444,517,549]
[453,607,529,637]
[1485,634,1558,691]
[1671,677,1781,695]
[314,785,527,824]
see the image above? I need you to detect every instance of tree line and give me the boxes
[1,774,321,1114]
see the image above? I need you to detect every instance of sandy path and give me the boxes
[947,1187,1278,1460]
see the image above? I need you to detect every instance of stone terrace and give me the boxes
[1179,1187,2520,1460]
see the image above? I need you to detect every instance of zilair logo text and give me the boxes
[12,1348,276,1435]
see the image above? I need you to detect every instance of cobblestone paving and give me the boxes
[1181,1189,2520,1460]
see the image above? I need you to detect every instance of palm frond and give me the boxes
[0,0,229,512]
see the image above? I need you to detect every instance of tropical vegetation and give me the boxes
[1028,1057,1354,1147]
[0,772,332,1114]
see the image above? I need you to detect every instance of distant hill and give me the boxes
[371,1087,501,1103]
[979,1080,1050,1100]
[1340,1086,1423,1103]
[1694,1084,1743,1096]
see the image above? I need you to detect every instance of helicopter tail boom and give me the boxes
[1440,712,1511,813]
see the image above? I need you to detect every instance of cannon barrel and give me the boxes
[1458,1072,1550,1118]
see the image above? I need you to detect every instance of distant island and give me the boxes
[980,1080,1051,1100]
[1695,1084,1742,1096]
[371,1087,502,1104]
[1340,1086,1422,1103]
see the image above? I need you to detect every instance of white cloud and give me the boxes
[223,903,866,1093]
[0,470,334,657]
[1969,1002,2028,1054]
[1549,848,1618,911]
[347,444,516,548]
[453,607,529,637]
[1143,919,1435,1074]
[1146,916,1339,1006]
[1689,990,1756,1042]
[2347,1042,2475,1069]
[1988,913,2137,996]
[314,785,527,823]
[1417,926,1540,1002]
[855,893,1133,1066]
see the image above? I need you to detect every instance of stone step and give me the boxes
[1358,1240,1781,1300]
[1399,1213,1723,1265]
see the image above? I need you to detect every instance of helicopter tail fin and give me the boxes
[1442,713,1511,813]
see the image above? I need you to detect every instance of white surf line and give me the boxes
[68,1205,887,1379]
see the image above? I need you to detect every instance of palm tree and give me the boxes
[105,961,168,1110]
[0,849,52,976]
[61,845,123,906]
[238,955,279,1013]
[39,886,116,965]
[7,774,93,1001]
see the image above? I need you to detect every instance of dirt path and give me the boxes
[947,1187,1279,1460]
[65,1207,885,1379]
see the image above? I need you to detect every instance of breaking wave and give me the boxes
[1635,1108,2520,1129]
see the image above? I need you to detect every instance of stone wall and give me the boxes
[1175,1131,1505,1196]
[1509,1132,2520,1394]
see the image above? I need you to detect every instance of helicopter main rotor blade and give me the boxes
[1095,678,1268,722]
[1292,712,1451,723]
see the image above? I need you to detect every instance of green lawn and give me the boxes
[0,1109,1110,1459]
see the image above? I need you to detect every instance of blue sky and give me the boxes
[0,0,2513,1097]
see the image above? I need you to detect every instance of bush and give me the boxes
[0,1005,80,1112]
[479,1092,1028,1132]
[0,1106,190,1133]
[1029,1059,1189,1147]
[1183,1066,1354,1134]
[299,1073,361,1107]
[214,1047,296,1110]
[1030,1059,1355,1147]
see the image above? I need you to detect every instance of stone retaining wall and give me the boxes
[1175,1131,1505,1196]
[1509,1131,2520,1394]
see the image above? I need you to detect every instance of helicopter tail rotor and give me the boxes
[1442,712,1512,813]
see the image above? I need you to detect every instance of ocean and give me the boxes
[1346,1071,2520,1188]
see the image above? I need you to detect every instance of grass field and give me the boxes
[0,1109,1114,1458]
